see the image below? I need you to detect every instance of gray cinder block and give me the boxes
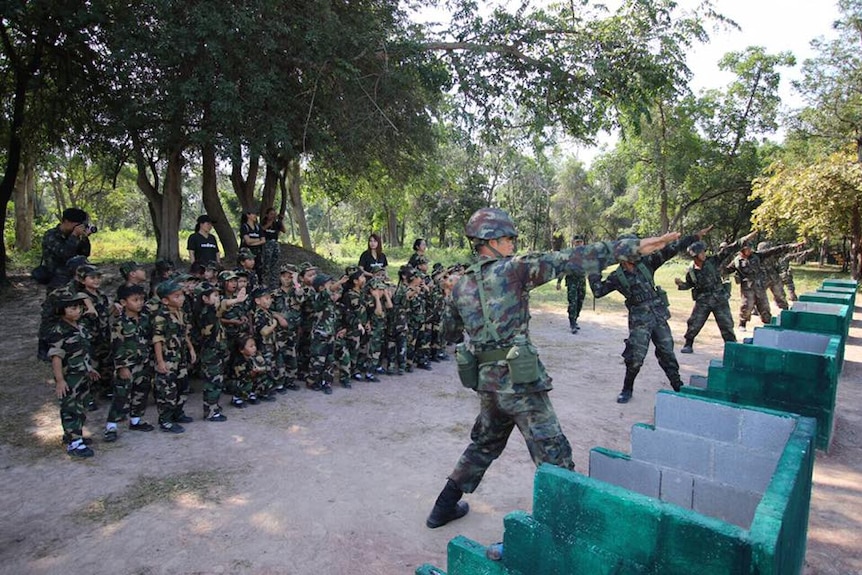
[713,442,781,494]
[630,426,713,477]
[589,450,661,498]
[751,328,830,354]
[739,410,796,453]
[654,393,740,443]
[660,468,694,509]
[688,374,708,389]
[693,478,761,529]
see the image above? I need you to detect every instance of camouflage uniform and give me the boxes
[196,295,228,417]
[780,248,813,302]
[386,282,410,374]
[271,277,304,389]
[251,302,278,398]
[228,353,264,401]
[76,273,113,403]
[405,282,429,370]
[676,242,737,350]
[307,277,346,393]
[48,312,96,445]
[558,270,587,332]
[590,235,695,401]
[726,249,772,326]
[341,284,369,380]
[152,300,190,427]
[108,307,152,425]
[41,223,91,292]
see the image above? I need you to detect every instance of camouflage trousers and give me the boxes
[200,347,226,408]
[83,338,113,406]
[449,391,573,494]
[781,272,798,301]
[766,280,789,310]
[366,315,387,368]
[59,372,90,439]
[107,363,152,424]
[622,310,680,382]
[343,330,363,376]
[406,321,428,366]
[261,240,281,289]
[154,363,182,425]
[739,286,772,324]
[276,330,298,384]
[565,274,587,325]
[385,329,407,371]
[256,344,277,396]
[683,295,737,344]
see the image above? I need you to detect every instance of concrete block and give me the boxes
[739,409,796,453]
[798,291,852,306]
[751,328,831,354]
[821,278,858,289]
[630,424,713,477]
[654,392,740,443]
[688,373,709,389]
[444,536,507,575]
[660,468,694,509]
[589,448,661,498]
[713,442,781,494]
[693,478,761,529]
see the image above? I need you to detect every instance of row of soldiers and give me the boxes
[39,251,462,458]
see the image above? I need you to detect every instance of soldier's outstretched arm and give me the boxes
[636,232,681,256]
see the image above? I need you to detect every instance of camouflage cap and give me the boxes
[465,207,518,240]
[280,263,298,274]
[345,265,361,277]
[414,255,429,265]
[203,260,220,271]
[757,241,771,251]
[251,286,272,300]
[237,248,256,261]
[218,270,240,282]
[54,288,89,305]
[119,261,144,278]
[75,264,101,280]
[299,261,318,275]
[156,279,184,298]
[195,282,219,297]
[173,272,195,282]
[687,241,706,256]
[369,278,386,290]
[155,258,175,271]
[312,273,332,289]
[400,265,417,282]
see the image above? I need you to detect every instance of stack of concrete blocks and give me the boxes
[816,278,857,308]
[763,301,851,371]
[684,327,840,451]
[415,393,817,575]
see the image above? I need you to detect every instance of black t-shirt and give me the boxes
[359,250,388,273]
[241,223,263,254]
[263,219,283,242]
[187,232,220,264]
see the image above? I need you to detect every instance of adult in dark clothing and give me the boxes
[41,208,92,292]
[555,234,587,333]
[408,238,427,268]
[358,233,388,275]
[589,229,706,403]
[261,208,286,289]
[187,214,221,266]
[674,230,738,354]
[240,209,266,281]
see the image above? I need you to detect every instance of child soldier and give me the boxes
[296,262,319,386]
[251,285,285,401]
[237,248,259,294]
[308,274,346,394]
[218,270,250,352]
[104,284,154,442]
[229,336,266,405]
[428,264,450,361]
[152,279,196,433]
[48,289,100,458]
[271,263,304,391]
[384,266,412,375]
[75,264,113,410]
[194,282,228,421]
[365,276,391,377]
[340,266,368,385]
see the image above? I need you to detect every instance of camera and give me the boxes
[84,223,98,234]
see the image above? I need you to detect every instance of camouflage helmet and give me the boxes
[464,208,518,240]
[687,241,707,256]
[757,241,772,252]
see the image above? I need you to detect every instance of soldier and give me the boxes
[674,233,738,354]
[726,243,772,330]
[250,286,285,401]
[555,234,587,333]
[105,284,155,442]
[757,240,807,310]
[152,279,197,433]
[40,207,93,292]
[48,289,100,458]
[195,282,229,421]
[589,229,705,403]
[425,207,677,528]
[780,247,814,301]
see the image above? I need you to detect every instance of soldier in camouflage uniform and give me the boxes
[271,264,304,390]
[340,266,370,383]
[48,289,100,458]
[74,265,113,409]
[104,285,155,442]
[726,243,773,329]
[555,234,587,333]
[757,240,807,311]
[428,263,449,361]
[152,279,196,433]
[365,276,391,376]
[194,282,229,421]
[307,274,347,394]
[674,233,737,355]
[589,230,703,403]
[780,248,814,301]
[297,262,319,386]
[40,207,92,292]
[425,207,678,528]
[250,286,284,401]
[385,267,412,375]
[405,269,432,372]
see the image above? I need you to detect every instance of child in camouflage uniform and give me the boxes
[341,266,370,384]
[237,249,258,294]
[250,286,284,401]
[74,264,113,410]
[271,264,304,390]
[229,336,266,404]
[365,275,391,377]
[152,279,196,433]
[194,282,229,421]
[48,289,100,458]
[104,284,155,442]
[307,274,347,394]
[405,268,431,372]
[385,266,412,375]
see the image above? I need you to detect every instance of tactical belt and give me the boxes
[475,348,510,364]
[627,292,659,306]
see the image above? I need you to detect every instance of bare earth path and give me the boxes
[0,279,859,575]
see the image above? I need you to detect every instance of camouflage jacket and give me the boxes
[454,239,640,393]
[112,310,151,370]
[78,285,112,344]
[677,243,737,302]
[271,285,304,330]
[232,353,267,382]
[387,284,410,336]
[253,306,278,348]
[340,288,368,334]
[312,290,341,338]
[41,226,91,289]
[196,303,226,352]
[152,306,188,362]
[47,320,94,375]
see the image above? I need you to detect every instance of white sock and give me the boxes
[130,417,140,425]
[69,439,82,449]
[106,422,117,432]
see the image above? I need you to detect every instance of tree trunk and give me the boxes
[202,143,238,262]
[13,159,35,251]
[261,162,278,214]
[230,149,260,212]
[133,142,164,258]
[851,204,861,280]
[277,169,293,241]
[386,208,399,247]
[287,159,312,250]
[159,147,184,261]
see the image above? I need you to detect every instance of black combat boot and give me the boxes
[426,479,470,529]
[617,367,638,403]
[680,339,693,354]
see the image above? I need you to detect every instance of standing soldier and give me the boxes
[425,207,677,528]
[555,234,587,333]
[780,247,814,302]
[674,231,738,354]
[271,263,304,390]
[589,229,706,403]
[726,243,772,330]
[757,240,807,310]
[195,282,229,421]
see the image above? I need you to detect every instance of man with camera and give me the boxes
[40,208,94,291]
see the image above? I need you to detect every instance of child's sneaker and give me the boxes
[67,443,95,458]
[275,385,287,394]
[206,410,228,422]
[365,372,378,382]
[174,412,194,423]
[129,421,155,432]
[352,372,364,381]
[259,393,277,402]
[321,382,333,395]
[103,429,118,443]
[159,422,185,433]
[247,394,259,405]
[230,397,246,408]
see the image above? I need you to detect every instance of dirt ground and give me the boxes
[0,277,859,575]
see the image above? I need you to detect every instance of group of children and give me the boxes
[41,252,463,459]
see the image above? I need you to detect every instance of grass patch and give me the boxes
[78,469,230,524]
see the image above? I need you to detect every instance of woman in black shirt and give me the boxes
[358,233,388,275]
[239,209,265,280]
[261,208,286,288]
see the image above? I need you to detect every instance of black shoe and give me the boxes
[405,365,414,373]
[259,393,277,402]
[87,401,99,412]
[437,352,450,361]
[129,421,155,432]
[418,362,432,371]
[616,389,633,404]
[206,411,228,422]
[426,501,469,529]
[174,413,194,423]
[680,345,693,354]
[159,422,185,433]
[275,385,288,394]
[365,373,379,382]
[103,429,118,443]
[321,382,333,395]
[285,382,299,390]
[353,372,364,381]
[247,394,260,404]
[374,366,386,375]
[67,444,95,458]
[340,378,352,389]
[230,397,246,408]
